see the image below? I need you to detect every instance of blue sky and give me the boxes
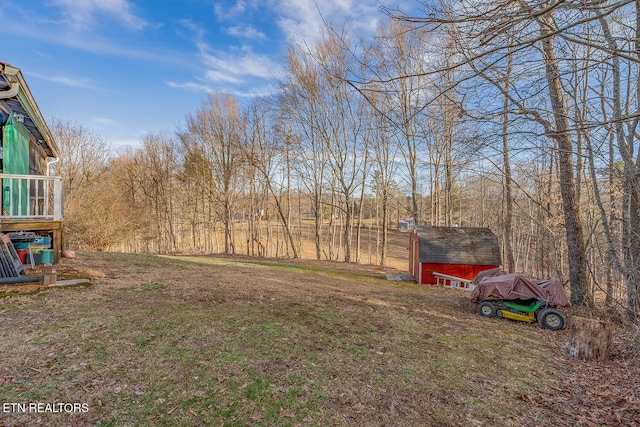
[1,0,402,149]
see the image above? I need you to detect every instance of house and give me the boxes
[397,218,415,232]
[409,226,501,285]
[0,62,63,263]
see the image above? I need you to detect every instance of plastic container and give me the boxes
[33,236,52,246]
[16,249,28,264]
[40,249,54,264]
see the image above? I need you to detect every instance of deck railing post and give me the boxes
[53,177,63,221]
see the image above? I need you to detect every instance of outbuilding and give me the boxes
[409,226,502,285]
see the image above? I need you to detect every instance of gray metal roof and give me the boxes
[415,226,502,266]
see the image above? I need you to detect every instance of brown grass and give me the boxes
[0,251,637,426]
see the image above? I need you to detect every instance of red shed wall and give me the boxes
[419,263,499,285]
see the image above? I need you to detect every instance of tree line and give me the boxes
[52,0,640,314]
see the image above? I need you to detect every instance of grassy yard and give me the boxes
[0,252,636,426]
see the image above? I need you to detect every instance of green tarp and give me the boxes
[3,113,30,215]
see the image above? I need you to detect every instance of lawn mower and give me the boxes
[470,268,570,331]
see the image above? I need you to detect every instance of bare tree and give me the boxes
[245,100,299,258]
[180,93,245,255]
[379,0,603,305]
[366,19,432,225]
[313,33,371,262]
[50,118,111,208]
[132,132,179,254]
[50,119,114,249]
[280,44,329,260]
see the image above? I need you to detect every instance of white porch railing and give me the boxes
[433,272,474,291]
[0,174,63,221]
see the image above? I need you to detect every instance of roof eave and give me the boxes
[2,63,59,159]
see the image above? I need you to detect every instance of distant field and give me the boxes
[0,252,637,426]
[177,222,413,271]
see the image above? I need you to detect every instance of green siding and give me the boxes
[3,113,30,215]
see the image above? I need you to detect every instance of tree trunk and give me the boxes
[625,172,640,313]
[538,15,592,306]
[343,195,352,262]
[314,195,322,260]
[502,43,515,273]
[380,191,388,266]
[569,316,612,361]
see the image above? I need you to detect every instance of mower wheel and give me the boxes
[538,308,566,331]
[478,301,497,318]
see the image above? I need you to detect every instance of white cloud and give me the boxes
[226,25,267,40]
[214,0,248,20]
[90,117,119,127]
[166,81,215,93]
[0,6,187,66]
[166,79,279,99]
[171,0,384,98]
[52,0,147,31]
[211,0,381,45]
[196,39,282,83]
[178,19,206,40]
[235,84,280,98]
[27,72,95,89]
[204,70,243,85]
[271,0,381,42]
